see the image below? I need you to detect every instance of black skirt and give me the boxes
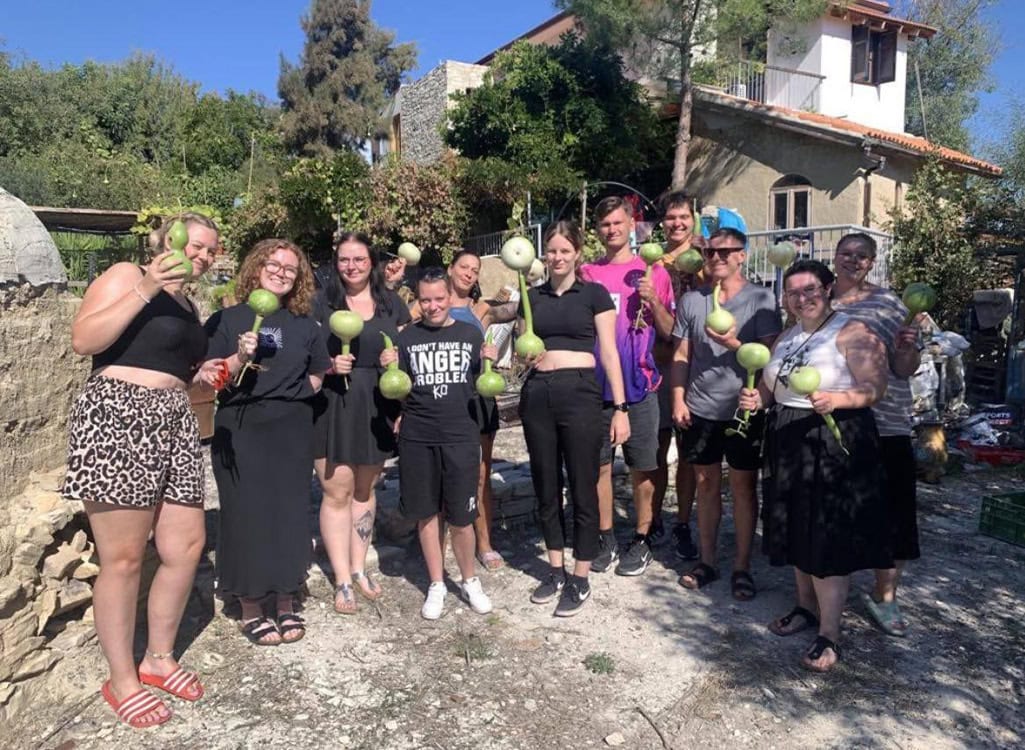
[313,368,400,465]
[761,405,893,578]
[212,398,314,598]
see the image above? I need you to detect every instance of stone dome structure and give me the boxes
[0,187,67,286]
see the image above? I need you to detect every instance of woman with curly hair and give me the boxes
[204,239,331,645]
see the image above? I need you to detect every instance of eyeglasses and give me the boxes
[702,246,745,258]
[784,284,825,302]
[337,256,370,268]
[835,250,875,264]
[264,260,299,279]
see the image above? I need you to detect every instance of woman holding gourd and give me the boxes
[517,220,630,616]
[204,240,330,645]
[738,259,891,673]
[314,232,411,613]
[63,213,226,728]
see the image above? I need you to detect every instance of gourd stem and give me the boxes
[519,271,533,332]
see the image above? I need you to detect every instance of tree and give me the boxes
[557,0,827,189]
[278,0,416,156]
[446,35,672,208]
[894,0,997,151]
[889,158,983,329]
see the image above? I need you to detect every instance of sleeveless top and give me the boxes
[92,285,208,383]
[763,312,855,409]
[449,304,484,333]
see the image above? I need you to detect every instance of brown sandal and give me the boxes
[334,583,359,614]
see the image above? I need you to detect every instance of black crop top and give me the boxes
[92,288,208,382]
[520,280,615,353]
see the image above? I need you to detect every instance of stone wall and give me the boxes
[399,61,488,165]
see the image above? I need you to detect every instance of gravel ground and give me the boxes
[8,430,1025,750]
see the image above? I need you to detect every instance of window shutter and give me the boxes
[877,31,897,84]
[851,26,870,83]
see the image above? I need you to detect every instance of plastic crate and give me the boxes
[956,440,1025,466]
[979,492,1025,547]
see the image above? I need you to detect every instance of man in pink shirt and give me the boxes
[581,197,676,576]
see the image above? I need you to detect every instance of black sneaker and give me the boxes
[672,523,699,561]
[590,533,619,573]
[530,572,565,604]
[554,580,591,617]
[615,536,653,576]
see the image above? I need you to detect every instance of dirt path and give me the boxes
[10,431,1025,750]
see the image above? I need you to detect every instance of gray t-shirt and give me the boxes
[673,282,782,421]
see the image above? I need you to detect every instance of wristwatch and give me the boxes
[613,402,630,413]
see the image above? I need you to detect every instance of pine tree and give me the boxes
[278,0,416,156]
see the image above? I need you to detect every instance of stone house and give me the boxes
[383,0,1001,243]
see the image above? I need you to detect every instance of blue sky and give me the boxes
[1,0,1021,157]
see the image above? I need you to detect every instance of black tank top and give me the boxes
[92,284,208,382]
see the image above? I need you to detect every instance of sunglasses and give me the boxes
[702,246,745,258]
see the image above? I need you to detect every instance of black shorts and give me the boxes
[398,438,481,527]
[678,412,764,471]
[599,391,660,472]
[880,435,920,561]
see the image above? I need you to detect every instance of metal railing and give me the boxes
[463,223,543,257]
[744,225,893,294]
[712,59,824,112]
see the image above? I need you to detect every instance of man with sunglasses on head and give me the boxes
[670,228,781,599]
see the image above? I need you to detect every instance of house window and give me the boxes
[770,175,812,230]
[851,25,897,85]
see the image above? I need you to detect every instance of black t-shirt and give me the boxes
[396,320,483,443]
[314,290,412,370]
[519,280,615,353]
[206,303,331,405]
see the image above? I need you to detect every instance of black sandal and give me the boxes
[679,562,719,590]
[802,635,842,673]
[276,613,306,644]
[240,617,280,646]
[730,570,757,601]
[767,606,819,637]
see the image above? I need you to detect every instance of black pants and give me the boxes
[519,368,603,561]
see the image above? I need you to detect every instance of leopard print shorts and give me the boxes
[62,376,204,508]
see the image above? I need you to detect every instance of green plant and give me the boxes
[453,632,495,664]
[583,651,615,675]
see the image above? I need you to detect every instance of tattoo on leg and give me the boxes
[355,510,374,543]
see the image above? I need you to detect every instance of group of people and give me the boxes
[61,192,922,728]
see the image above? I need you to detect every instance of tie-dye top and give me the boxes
[581,256,675,403]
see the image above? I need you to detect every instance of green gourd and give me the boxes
[705,282,736,334]
[475,331,506,398]
[329,310,364,389]
[234,289,281,385]
[513,268,545,359]
[396,242,421,265]
[378,333,412,400]
[726,343,772,437]
[787,365,850,456]
[675,248,704,274]
[902,282,937,325]
[633,242,664,329]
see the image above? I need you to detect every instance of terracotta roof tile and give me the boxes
[685,89,1002,177]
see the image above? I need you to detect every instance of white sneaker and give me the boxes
[460,576,493,614]
[421,581,447,620]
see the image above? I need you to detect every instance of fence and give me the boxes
[712,59,824,112]
[463,224,543,258]
[745,225,892,295]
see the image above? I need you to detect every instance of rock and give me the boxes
[12,541,47,569]
[0,682,15,705]
[34,587,59,634]
[605,732,626,746]
[72,562,100,580]
[11,649,58,681]
[54,579,92,616]
[81,605,94,623]
[42,544,82,579]
[69,530,88,554]
[0,188,68,285]
[0,581,25,617]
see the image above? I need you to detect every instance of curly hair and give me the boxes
[235,239,315,316]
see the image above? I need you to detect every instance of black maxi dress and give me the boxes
[206,303,331,598]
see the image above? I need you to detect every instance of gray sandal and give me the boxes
[334,583,358,614]
[352,571,382,601]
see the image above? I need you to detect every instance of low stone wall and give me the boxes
[0,468,97,721]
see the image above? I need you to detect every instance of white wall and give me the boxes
[768,16,908,133]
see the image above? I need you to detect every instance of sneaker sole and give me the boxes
[615,557,652,576]
[461,594,493,614]
[530,591,563,605]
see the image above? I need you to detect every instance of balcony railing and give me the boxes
[705,59,824,112]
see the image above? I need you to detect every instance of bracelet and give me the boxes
[132,283,152,304]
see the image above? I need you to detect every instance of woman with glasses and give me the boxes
[204,239,330,645]
[738,259,891,673]
[314,232,412,613]
[411,250,517,572]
